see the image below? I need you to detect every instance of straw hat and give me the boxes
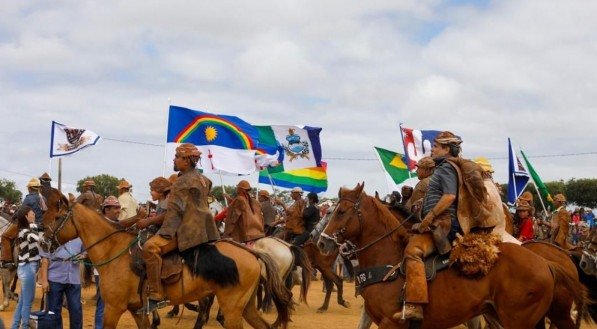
[474,157,494,173]
[27,177,41,188]
[516,201,532,211]
[519,191,533,204]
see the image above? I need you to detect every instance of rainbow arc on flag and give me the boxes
[259,163,328,193]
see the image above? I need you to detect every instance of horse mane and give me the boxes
[368,195,409,241]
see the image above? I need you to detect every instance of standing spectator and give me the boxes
[38,238,85,329]
[516,202,535,242]
[11,206,41,329]
[582,208,595,229]
[117,179,138,221]
[258,190,276,236]
[571,209,581,224]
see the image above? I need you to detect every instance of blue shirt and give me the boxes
[40,238,84,285]
[22,192,46,224]
[583,212,595,228]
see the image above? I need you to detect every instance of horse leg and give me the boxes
[150,310,160,329]
[166,304,180,318]
[357,307,373,329]
[332,271,350,308]
[242,293,269,329]
[103,305,127,329]
[130,310,151,329]
[317,277,333,313]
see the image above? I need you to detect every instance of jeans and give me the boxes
[11,262,38,329]
[95,275,104,329]
[47,281,82,329]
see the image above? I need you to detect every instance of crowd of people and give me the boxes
[0,139,594,327]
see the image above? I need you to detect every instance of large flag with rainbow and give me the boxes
[258,162,328,193]
[167,106,259,175]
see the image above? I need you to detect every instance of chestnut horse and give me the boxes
[43,191,292,329]
[317,183,569,329]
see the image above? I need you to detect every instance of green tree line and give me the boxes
[500,178,597,209]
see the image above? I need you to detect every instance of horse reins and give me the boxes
[321,193,416,257]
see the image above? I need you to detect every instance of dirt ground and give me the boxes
[1,279,595,328]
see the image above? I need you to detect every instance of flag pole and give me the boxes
[218,172,228,207]
[267,172,279,196]
[162,98,172,177]
[398,122,413,179]
[520,148,549,215]
[58,158,62,192]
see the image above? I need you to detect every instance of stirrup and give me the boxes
[136,299,168,315]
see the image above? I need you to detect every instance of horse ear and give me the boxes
[374,191,381,202]
[337,187,342,199]
[68,193,76,205]
[355,182,365,194]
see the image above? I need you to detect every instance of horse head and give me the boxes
[40,188,78,252]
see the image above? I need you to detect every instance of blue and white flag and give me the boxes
[50,121,101,157]
[507,138,530,205]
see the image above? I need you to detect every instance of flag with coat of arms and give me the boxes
[50,121,101,157]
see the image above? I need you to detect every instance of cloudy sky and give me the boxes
[1,0,596,201]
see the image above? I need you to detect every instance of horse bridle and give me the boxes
[320,192,415,257]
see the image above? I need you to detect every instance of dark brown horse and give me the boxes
[302,241,350,312]
[42,189,292,329]
[317,183,574,329]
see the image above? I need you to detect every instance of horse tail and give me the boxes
[290,244,313,304]
[255,251,293,329]
[181,243,240,287]
[547,261,592,326]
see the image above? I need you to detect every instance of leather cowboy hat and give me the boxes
[149,177,171,194]
[27,177,41,188]
[435,131,462,145]
[516,201,532,211]
[176,143,201,157]
[101,196,121,209]
[553,194,567,203]
[474,157,494,173]
[258,190,270,197]
[237,180,251,190]
[39,172,51,181]
[117,179,132,190]
[83,180,95,187]
[519,191,533,203]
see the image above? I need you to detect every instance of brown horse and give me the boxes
[302,241,350,312]
[317,183,571,329]
[42,190,292,329]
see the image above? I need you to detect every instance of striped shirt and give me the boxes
[17,224,41,265]
[422,158,458,222]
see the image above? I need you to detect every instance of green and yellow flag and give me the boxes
[374,146,413,185]
[521,150,554,211]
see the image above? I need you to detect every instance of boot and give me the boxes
[137,249,166,315]
[392,260,428,321]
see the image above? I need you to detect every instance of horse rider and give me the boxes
[405,157,435,213]
[549,194,573,249]
[475,157,520,244]
[76,179,104,212]
[292,192,320,246]
[223,180,265,244]
[117,179,138,221]
[135,177,172,234]
[400,185,414,207]
[393,131,499,321]
[138,143,220,314]
[1,178,47,269]
[516,201,535,242]
[39,172,52,189]
[258,190,276,236]
[275,187,306,244]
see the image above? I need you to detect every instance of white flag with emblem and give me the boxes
[50,121,101,157]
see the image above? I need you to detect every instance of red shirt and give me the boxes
[518,217,534,242]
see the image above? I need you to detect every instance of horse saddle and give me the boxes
[130,233,182,285]
[399,253,451,281]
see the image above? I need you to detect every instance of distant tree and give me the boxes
[211,185,236,203]
[76,174,120,197]
[564,178,597,209]
[0,179,22,204]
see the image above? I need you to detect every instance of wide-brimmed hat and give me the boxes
[474,157,494,173]
[117,179,132,190]
[101,196,121,209]
[434,131,462,146]
[516,201,532,211]
[237,180,251,190]
[149,177,171,194]
[39,172,51,181]
[258,190,270,197]
[83,180,95,187]
[554,194,567,203]
[416,157,435,169]
[27,177,41,188]
[291,187,303,194]
[519,191,533,203]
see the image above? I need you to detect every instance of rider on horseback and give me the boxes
[223,180,265,243]
[393,131,499,321]
[76,180,104,212]
[138,143,220,314]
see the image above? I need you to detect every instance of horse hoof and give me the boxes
[316,308,327,313]
[340,301,350,308]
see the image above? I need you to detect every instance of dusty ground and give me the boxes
[1,279,595,328]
